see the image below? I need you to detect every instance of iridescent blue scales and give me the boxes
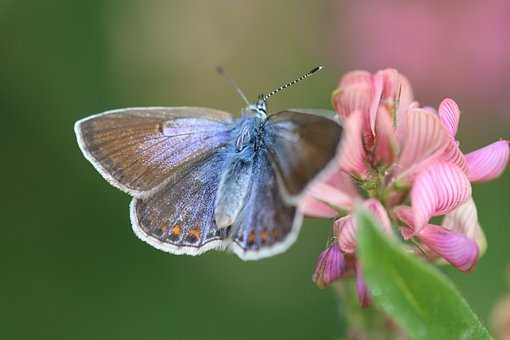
[75,105,342,260]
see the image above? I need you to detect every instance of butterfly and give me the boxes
[74,66,342,260]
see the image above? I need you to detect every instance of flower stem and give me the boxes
[334,280,408,339]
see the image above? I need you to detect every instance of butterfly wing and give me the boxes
[264,110,343,203]
[74,107,233,197]
[229,150,302,260]
[130,151,231,255]
[131,146,302,260]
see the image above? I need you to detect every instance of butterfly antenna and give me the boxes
[262,65,324,102]
[216,66,250,106]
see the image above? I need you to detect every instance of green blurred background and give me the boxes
[1,1,508,339]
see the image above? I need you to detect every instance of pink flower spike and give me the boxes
[465,140,510,182]
[337,110,369,178]
[438,98,461,137]
[442,197,487,255]
[411,162,471,230]
[333,71,373,120]
[395,109,450,181]
[356,264,371,307]
[312,243,346,288]
[416,224,479,272]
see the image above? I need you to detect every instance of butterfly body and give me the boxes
[215,115,262,229]
[75,75,342,260]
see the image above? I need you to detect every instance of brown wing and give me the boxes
[265,110,342,203]
[74,107,233,197]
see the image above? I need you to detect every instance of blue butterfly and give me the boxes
[74,67,342,260]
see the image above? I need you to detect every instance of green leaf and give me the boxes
[356,209,492,340]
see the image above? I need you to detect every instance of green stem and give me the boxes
[334,280,408,339]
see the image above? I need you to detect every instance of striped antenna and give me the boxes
[262,66,324,102]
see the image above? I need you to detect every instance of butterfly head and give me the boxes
[244,95,268,119]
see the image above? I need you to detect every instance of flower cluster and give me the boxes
[304,69,509,306]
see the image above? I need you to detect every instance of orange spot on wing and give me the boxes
[272,228,281,240]
[260,228,269,244]
[186,226,201,243]
[170,224,182,240]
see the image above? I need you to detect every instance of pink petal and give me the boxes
[312,243,346,288]
[335,215,357,254]
[395,75,414,125]
[356,264,371,307]
[335,200,392,253]
[438,98,461,137]
[411,162,471,230]
[369,69,409,143]
[374,108,398,166]
[337,110,369,178]
[324,165,360,198]
[333,71,373,120]
[441,139,468,174]
[300,182,354,218]
[394,205,420,239]
[395,109,450,181]
[368,71,385,134]
[400,226,415,240]
[301,156,359,218]
[380,68,401,99]
[416,224,479,272]
[442,197,487,255]
[376,69,414,126]
[465,140,510,182]
[364,199,393,234]
[393,205,416,239]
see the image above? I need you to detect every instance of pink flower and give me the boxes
[312,243,346,289]
[436,98,509,183]
[332,68,413,152]
[305,69,509,304]
[395,203,481,272]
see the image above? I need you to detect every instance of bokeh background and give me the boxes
[2,1,509,339]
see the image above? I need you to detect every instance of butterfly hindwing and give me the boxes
[130,151,231,255]
[74,107,233,197]
[229,149,302,260]
[265,110,342,203]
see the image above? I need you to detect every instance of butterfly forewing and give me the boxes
[265,110,342,203]
[75,107,233,197]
